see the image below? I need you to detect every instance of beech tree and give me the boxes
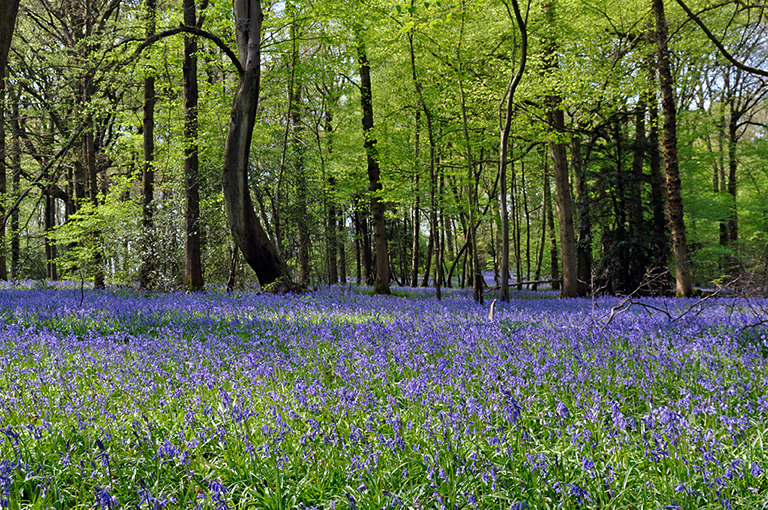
[221,0,298,292]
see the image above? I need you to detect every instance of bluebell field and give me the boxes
[0,282,767,509]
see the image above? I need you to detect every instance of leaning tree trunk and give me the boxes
[357,34,390,295]
[222,0,297,292]
[183,0,204,291]
[653,0,692,297]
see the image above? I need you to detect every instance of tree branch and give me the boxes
[674,0,768,77]
[124,25,243,75]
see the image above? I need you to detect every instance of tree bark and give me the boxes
[140,0,156,290]
[183,0,204,291]
[572,133,591,295]
[44,193,58,280]
[726,96,739,266]
[544,155,560,290]
[357,35,389,294]
[337,208,347,283]
[653,0,692,297]
[327,177,338,284]
[647,60,668,286]
[0,0,18,280]
[9,87,20,279]
[223,0,297,292]
[542,0,577,297]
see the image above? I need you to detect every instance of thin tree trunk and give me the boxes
[226,244,238,292]
[420,226,433,287]
[532,184,546,290]
[291,16,309,286]
[140,0,156,290]
[544,155,560,290]
[653,0,692,297]
[327,178,338,284]
[459,67,482,303]
[44,193,57,280]
[522,159,531,287]
[183,0,204,291]
[726,97,739,268]
[410,108,421,287]
[337,211,346,284]
[409,30,440,298]
[498,0,527,301]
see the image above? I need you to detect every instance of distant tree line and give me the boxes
[1,0,767,298]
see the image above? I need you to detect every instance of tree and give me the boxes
[139,0,156,289]
[498,0,527,302]
[542,0,578,297]
[653,0,692,297]
[221,0,298,292]
[183,0,205,291]
[0,0,21,280]
[356,32,390,295]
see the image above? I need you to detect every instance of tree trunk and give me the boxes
[357,35,389,294]
[45,193,58,280]
[0,81,6,280]
[327,177,338,284]
[726,98,739,268]
[10,87,20,279]
[223,0,297,292]
[498,0,527,301]
[459,66,482,303]
[420,226,433,287]
[338,209,347,283]
[647,60,668,288]
[548,110,576,297]
[140,0,156,290]
[410,108,421,288]
[291,18,309,286]
[572,133,591,295]
[0,0,17,280]
[543,0,577,297]
[544,156,560,290]
[183,0,204,291]
[653,0,692,297]
[226,244,238,292]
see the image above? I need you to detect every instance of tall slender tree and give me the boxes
[140,0,156,289]
[183,0,204,291]
[653,0,692,297]
[356,33,390,295]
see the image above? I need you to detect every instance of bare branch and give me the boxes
[674,0,768,77]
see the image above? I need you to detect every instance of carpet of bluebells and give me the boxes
[1,283,767,509]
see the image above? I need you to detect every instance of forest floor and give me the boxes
[0,283,767,509]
